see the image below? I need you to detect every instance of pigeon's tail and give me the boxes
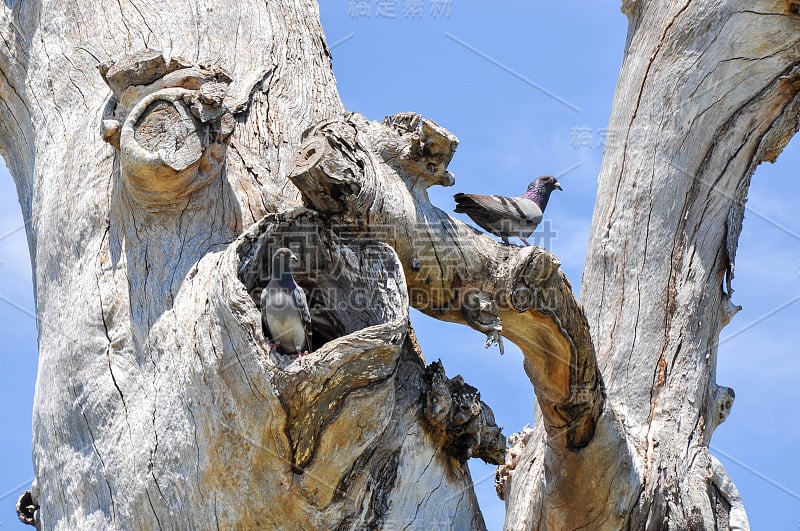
[453,193,477,213]
[304,325,313,353]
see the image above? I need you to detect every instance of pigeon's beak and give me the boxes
[289,253,299,265]
[554,181,563,191]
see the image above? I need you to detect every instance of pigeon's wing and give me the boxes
[454,194,543,238]
[455,194,542,222]
[292,285,313,346]
[260,282,276,340]
[292,286,311,324]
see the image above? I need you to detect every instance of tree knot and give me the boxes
[99,50,235,210]
[379,112,458,188]
[16,490,39,528]
[421,360,506,465]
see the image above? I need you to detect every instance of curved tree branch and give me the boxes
[3,0,797,528]
[288,112,605,451]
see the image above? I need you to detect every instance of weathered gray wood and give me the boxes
[502,2,800,529]
[0,2,498,528]
[288,112,605,452]
[1,0,798,529]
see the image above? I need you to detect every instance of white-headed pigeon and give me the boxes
[453,175,562,246]
[261,248,312,356]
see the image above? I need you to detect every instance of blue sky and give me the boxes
[1,2,799,529]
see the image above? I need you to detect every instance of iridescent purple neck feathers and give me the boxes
[522,185,550,211]
[522,175,562,211]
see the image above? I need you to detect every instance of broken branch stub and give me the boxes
[422,360,506,465]
[376,112,458,187]
[100,50,235,210]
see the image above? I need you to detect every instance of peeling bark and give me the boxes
[0,0,797,529]
[289,112,605,451]
[514,2,800,529]
[0,1,494,527]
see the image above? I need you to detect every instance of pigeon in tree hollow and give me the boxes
[453,175,562,246]
[261,248,312,356]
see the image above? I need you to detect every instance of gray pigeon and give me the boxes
[453,175,562,245]
[261,248,312,356]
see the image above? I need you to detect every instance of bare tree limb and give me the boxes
[289,112,605,450]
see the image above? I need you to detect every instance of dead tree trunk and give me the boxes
[501,2,800,529]
[0,1,798,530]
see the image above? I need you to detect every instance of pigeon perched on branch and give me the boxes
[261,248,312,356]
[453,175,562,246]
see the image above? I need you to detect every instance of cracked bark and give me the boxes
[1,1,798,530]
[503,2,800,530]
